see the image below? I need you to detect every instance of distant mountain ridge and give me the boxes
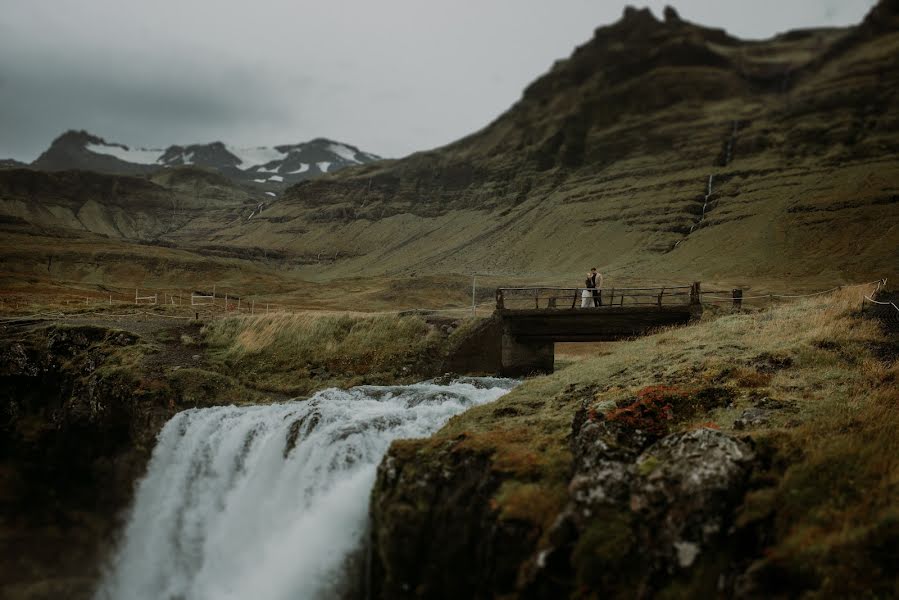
[28,130,381,190]
[0,159,28,169]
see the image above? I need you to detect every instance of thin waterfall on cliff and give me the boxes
[95,377,516,600]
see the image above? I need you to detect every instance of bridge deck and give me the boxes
[493,284,703,375]
[498,305,697,342]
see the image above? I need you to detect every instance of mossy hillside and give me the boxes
[201,311,475,396]
[376,286,898,596]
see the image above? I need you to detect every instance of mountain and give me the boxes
[208,2,898,286]
[29,130,381,191]
[0,159,28,169]
[1,2,897,293]
[30,130,157,176]
[156,137,380,187]
[0,166,256,241]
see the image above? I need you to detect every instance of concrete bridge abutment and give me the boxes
[501,324,554,377]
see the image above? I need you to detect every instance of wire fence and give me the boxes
[0,278,889,326]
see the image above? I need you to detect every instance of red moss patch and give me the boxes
[603,385,689,436]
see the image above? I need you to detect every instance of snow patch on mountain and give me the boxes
[327,143,360,163]
[85,143,163,165]
[226,146,286,168]
[33,130,381,185]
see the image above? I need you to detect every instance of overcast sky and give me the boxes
[0,0,876,162]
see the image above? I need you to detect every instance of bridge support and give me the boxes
[501,325,554,377]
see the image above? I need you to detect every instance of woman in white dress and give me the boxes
[581,282,593,308]
[581,268,603,308]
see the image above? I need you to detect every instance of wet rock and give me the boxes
[734,407,771,430]
[527,409,755,596]
[0,342,40,376]
[370,445,533,599]
[630,429,755,574]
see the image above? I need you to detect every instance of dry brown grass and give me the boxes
[202,311,446,394]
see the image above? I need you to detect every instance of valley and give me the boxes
[1,2,898,599]
[2,5,898,306]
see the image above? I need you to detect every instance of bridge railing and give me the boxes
[495,284,700,310]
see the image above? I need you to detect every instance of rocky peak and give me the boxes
[52,129,107,148]
[158,141,240,169]
[31,129,156,175]
[861,0,899,32]
[663,5,681,23]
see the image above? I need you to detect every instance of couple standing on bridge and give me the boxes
[581,267,603,308]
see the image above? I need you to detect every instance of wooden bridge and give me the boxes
[493,283,704,376]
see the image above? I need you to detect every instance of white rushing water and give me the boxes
[95,377,515,600]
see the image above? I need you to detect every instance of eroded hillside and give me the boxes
[210,4,899,285]
[0,3,896,302]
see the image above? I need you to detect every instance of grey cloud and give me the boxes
[0,0,878,162]
[0,45,296,157]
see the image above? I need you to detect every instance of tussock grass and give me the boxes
[202,311,445,395]
[409,286,897,594]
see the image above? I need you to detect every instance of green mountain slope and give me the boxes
[0,4,896,298]
[212,4,898,286]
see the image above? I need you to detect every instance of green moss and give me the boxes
[168,368,267,407]
[493,481,568,530]
[637,455,661,477]
[571,509,636,592]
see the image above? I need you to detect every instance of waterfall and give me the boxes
[95,377,516,600]
[688,175,714,234]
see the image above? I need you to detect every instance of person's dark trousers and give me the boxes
[593,289,602,307]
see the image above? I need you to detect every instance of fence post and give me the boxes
[252,299,255,315]
[657,287,665,308]
[732,288,743,310]
[690,282,701,305]
[135,288,138,305]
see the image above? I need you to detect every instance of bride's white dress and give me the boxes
[581,289,593,308]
